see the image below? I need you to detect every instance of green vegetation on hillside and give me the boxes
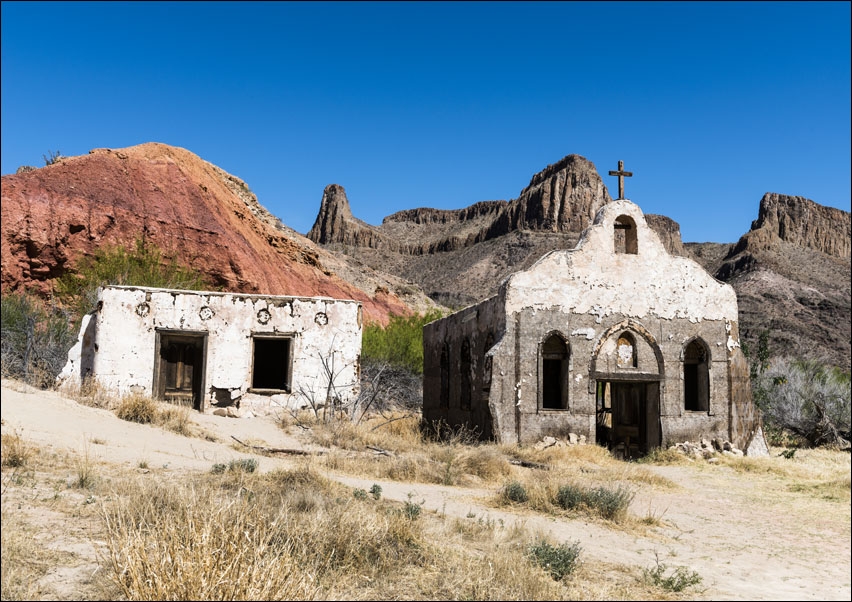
[361,309,444,374]
[1,239,211,388]
[55,238,211,322]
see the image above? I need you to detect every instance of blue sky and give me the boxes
[2,1,849,243]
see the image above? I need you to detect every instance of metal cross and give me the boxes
[608,160,633,200]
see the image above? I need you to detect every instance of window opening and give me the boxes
[541,334,568,409]
[251,336,292,392]
[684,339,709,411]
[460,338,472,411]
[614,215,638,254]
[616,332,637,368]
[440,343,450,409]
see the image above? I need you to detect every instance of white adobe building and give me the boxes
[59,286,363,415]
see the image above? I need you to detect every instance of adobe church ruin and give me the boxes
[422,169,765,457]
[59,286,362,415]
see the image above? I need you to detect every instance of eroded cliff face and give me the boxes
[306,154,685,257]
[706,192,851,369]
[0,143,415,324]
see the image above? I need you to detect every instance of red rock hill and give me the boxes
[0,143,412,324]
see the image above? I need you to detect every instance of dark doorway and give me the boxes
[251,336,293,392]
[156,332,206,411]
[596,380,661,459]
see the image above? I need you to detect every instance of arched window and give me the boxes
[440,343,449,409]
[460,338,472,411]
[541,334,569,409]
[614,215,638,254]
[482,332,495,393]
[616,332,637,368]
[684,339,709,411]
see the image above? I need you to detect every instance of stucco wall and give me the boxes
[61,286,362,413]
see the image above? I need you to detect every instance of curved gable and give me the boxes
[503,200,738,322]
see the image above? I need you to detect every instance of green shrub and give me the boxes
[500,480,529,504]
[554,483,633,522]
[362,309,444,374]
[370,483,383,500]
[1,292,76,388]
[55,238,211,324]
[555,484,584,510]
[229,458,258,473]
[643,557,703,592]
[752,357,851,448]
[527,539,582,581]
[585,486,634,521]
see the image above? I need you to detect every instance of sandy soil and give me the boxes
[2,379,850,601]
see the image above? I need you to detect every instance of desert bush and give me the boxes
[500,480,529,504]
[642,555,703,592]
[554,483,634,522]
[585,486,634,521]
[526,539,582,581]
[753,357,851,448]
[361,309,444,374]
[555,483,585,510]
[42,149,62,165]
[55,238,211,324]
[1,291,76,388]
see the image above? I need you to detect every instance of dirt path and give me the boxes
[2,380,850,601]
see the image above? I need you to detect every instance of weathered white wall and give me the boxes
[61,286,362,413]
[504,201,739,325]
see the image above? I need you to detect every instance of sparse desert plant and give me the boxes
[500,480,529,504]
[42,149,62,165]
[753,357,851,448]
[74,441,96,489]
[585,485,634,522]
[1,431,31,468]
[370,483,382,500]
[554,482,634,522]
[526,538,582,581]
[555,483,585,510]
[157,404,192,435]
[642,554,703,592]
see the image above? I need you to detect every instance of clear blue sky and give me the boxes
[2,1,849,243]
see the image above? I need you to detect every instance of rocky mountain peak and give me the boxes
[748,192,851,258]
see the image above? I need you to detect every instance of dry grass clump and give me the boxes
[1,430,32,468]
[717,446,850,502]
[1,508,44,600]
[113,393,195,436]
[63,376,116,410]
[101,463,646,600]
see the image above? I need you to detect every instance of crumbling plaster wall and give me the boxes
[68,286,362,412]
[422,295,504,439]
[491,201,741,445]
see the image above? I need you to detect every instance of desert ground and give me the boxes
[1,378,850,601]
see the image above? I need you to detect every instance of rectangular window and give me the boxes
[251,336,293,392]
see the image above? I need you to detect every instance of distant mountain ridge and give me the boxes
[308,157,850,368]
[2,143,848,368]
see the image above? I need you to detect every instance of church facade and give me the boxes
[422,199,765,457]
